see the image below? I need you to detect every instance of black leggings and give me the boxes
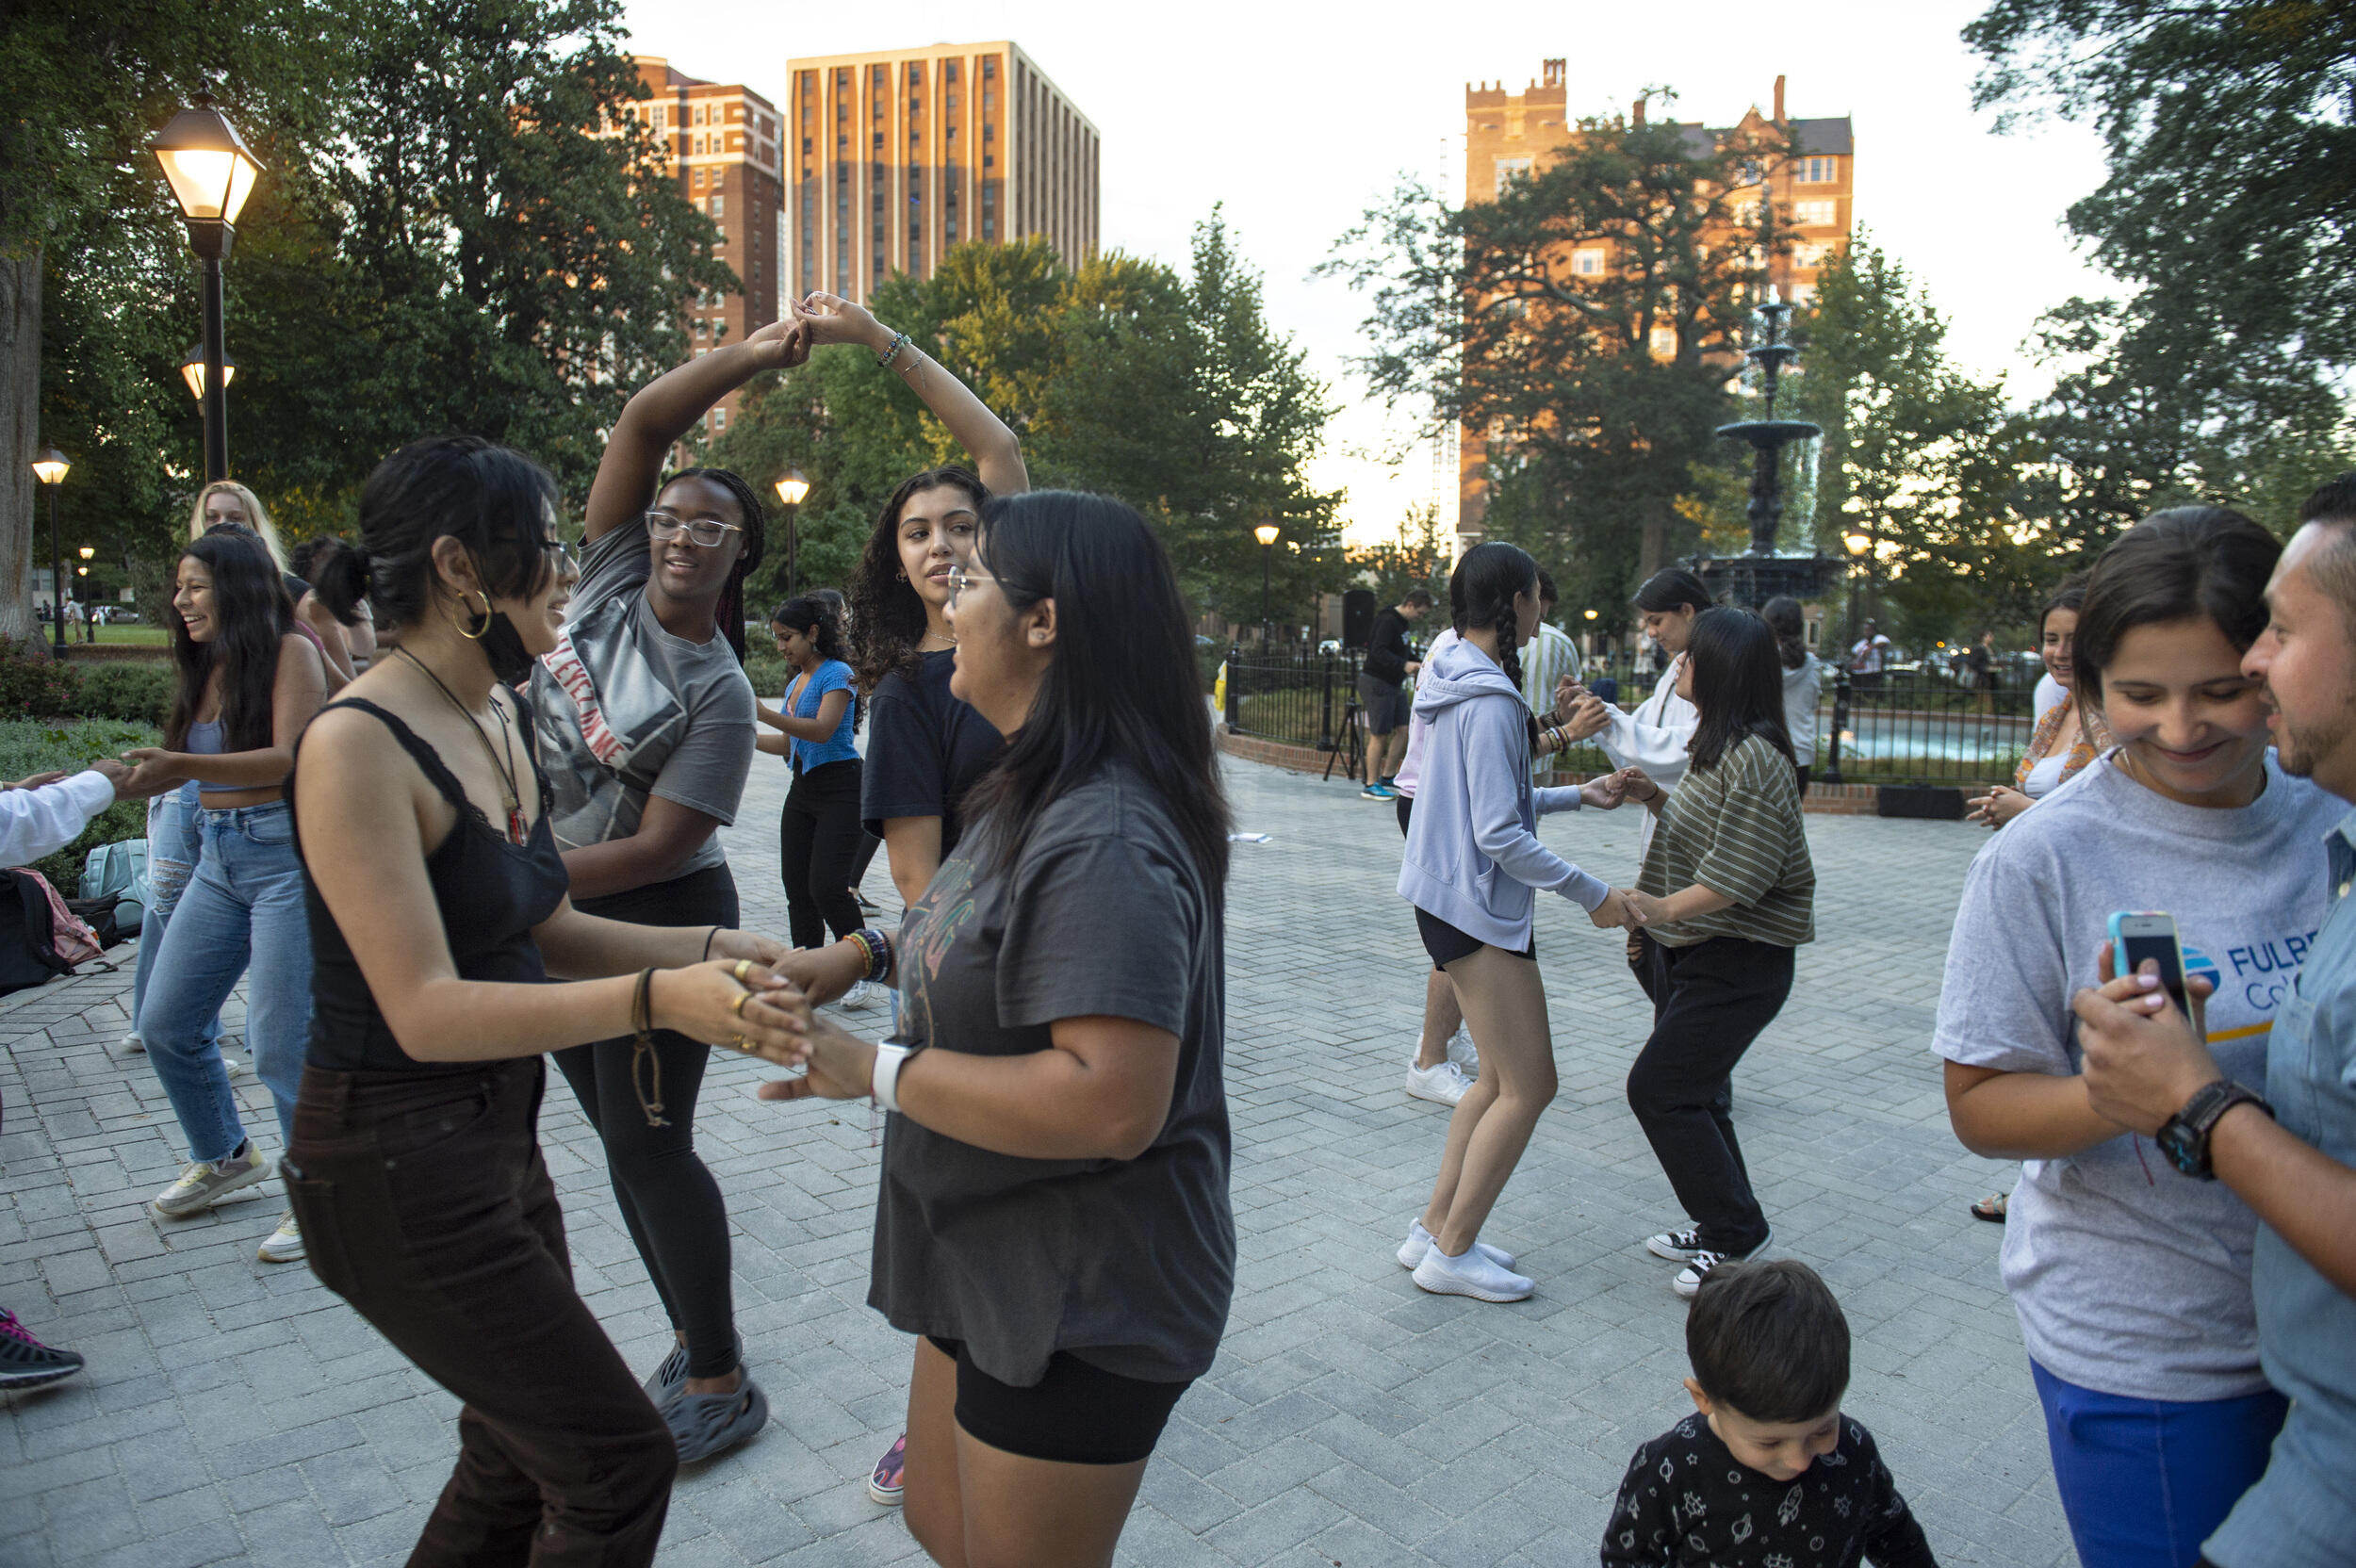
[557,862,741,1380]
[780,759,865,950]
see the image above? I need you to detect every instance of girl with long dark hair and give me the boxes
[123,530,328,1264]
[1618,607,1817,1299]
[1934,509,2336,1567]
[792,288,1026,1506]
[1399,542,1634,1303]
[527,318,807,1461]
[1760,596,1821,793]
[759,595,876,1003]
[761,492,1234,1566]
[286,434,806,1566]
[1967,574,2114,832]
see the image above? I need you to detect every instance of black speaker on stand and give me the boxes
[1341,589,1375,650]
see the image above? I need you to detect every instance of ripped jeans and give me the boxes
[129,782,222,1056]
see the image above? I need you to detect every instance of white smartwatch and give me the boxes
[871,1043,918,1115]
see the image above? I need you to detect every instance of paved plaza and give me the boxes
[0,751,2070,1567]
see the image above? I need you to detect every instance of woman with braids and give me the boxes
[1398,542,1635,1303]
[761,492,1235,1566]
[124,530,329,1264]
[758,595,876,1003]
[286,434,806,1565]
[793,289,1026,1506]
[526,318,808,1462]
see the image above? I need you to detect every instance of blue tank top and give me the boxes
[184,721,246,792]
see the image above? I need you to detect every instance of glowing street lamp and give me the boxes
[774,467,810,594]
[177,344,237,400]
[31,449,70,654]
[154,92,264,483]
[1253,521,1281,645]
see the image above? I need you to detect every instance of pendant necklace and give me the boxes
[399,648,528,844]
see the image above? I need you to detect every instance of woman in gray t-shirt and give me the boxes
[1935,508,2336,1568]
[764,492,1235,1567]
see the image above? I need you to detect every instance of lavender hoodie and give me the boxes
[1397,636,1609,950]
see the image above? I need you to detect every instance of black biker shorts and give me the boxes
[926,1336,1190,1465]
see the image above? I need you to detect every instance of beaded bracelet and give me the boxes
[875,330,912,370]
[850,926,893,984]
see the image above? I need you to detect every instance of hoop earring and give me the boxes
[448,590,490,641]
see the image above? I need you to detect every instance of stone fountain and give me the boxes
[1688,293,1845,609]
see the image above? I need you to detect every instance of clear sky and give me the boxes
[618,0,2116,546]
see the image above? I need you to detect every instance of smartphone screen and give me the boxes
[2111,912,2188,1012]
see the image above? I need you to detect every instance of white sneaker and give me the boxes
[223,1055,247,1078]
[1447,1024,1480,1077]
[1411,1241,1533,1302]
[1396,1219,1515,1273]
[838,980,880,1011]
[152,1144,271,1217]
[121,1032,144,1054]
[1405,1060,1472,1106]
[256,1210,304,1264]
[1644,1226,1709,1263]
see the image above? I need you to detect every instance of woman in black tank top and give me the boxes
[283,437,808,1567]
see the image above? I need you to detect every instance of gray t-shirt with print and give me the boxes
[528,515,755,875]
[869,762,1235,1388]
[1932,753,2340,1400]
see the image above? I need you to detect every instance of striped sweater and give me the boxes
[1637,731,1816,947]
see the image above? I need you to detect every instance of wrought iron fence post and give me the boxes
[1317,653,1336,752]
[1224,643,1241,731]
[1824,664,1850,785]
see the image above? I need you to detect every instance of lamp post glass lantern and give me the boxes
[1253,522,1280,645]
[177,345,237,400]
[31,449,70,653]
[154,92,263,484]
[774,467,809,596]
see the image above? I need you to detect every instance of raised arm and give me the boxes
[582,318,810,545]
[794,291,1027,496]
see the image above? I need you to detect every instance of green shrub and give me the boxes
[0,641,81,718]
[742,646,789,699]
[0,717,159,889]
[75,663,174,724]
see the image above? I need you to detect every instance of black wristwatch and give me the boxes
[2154,1078,2274,1180]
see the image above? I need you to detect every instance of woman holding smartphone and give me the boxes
[1933,508,2341,1568]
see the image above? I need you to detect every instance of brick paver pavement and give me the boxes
[0,751,2069,1567]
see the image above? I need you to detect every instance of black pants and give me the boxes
[1628,931,1794,1255]
[851,827,883,893]
[286,1059,676,1566]
[1793,763,1811,796]
[778,759,865,950]
[559,862,741,1380]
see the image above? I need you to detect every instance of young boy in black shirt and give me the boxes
[1603,1260,1939,1567]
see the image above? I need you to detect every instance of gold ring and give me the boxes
[728,1033,749,1051]
[731,990,752,1018]
[732,959,755,984]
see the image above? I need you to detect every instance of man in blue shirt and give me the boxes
[2076,473,2356,1568]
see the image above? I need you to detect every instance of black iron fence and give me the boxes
[1211,648,2033,788]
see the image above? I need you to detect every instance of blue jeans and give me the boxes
[130,782,221,1054]
[138,799,313,1163]
[2031,1359,2287,1568]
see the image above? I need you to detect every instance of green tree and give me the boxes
[1321,93,1792,607]
[1347,501,1451,610]
[1967,0,2356,525]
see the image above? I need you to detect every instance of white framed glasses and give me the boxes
[646,511,744,547]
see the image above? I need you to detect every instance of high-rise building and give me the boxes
[617,57,786,436]
[1457,64,1854,542]
[783,41,1099,305]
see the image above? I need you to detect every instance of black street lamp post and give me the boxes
[774,468,810,596]
[1254,521,1279,645]
[32,449,70,654]
[154,92,263,484]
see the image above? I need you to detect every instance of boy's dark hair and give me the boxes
[1400,586,1435,610]
[1688,1259,1850,1423]
[1535,569,1558,608]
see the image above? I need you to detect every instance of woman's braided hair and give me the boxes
[1449,541,1541,749]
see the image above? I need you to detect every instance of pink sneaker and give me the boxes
[867,1431,907,1506]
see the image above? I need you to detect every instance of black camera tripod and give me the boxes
[1321,696,1366,784]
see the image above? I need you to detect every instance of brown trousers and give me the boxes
[286,1057,676,1567]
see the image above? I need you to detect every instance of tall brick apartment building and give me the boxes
[783,41,1099,304]
[1457,61,1855,542]
[618,57,786,437]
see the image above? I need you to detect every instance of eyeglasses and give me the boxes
[946,563,997,607]
[646,511,744,548]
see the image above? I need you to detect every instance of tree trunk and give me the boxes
[0,249,40,645]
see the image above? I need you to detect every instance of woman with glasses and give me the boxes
[527,318,808,1463]
[765,494,1234,1567]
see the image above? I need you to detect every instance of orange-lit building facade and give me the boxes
[783,41,1099,304]
[619,57,785,436]
[1457,63,1854,541]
